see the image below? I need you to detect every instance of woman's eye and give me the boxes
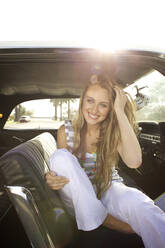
[87,98,93,103]
[100,103,107,108]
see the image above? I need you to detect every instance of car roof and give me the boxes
[0,47,165,128]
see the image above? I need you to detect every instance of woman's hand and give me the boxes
[114,86,128,113]
[45,171,69,190]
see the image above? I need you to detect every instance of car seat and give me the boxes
[0,132,77,248]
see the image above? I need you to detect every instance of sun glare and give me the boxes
[84,39,118,53]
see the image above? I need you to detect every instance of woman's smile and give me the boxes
[82,84,110,126]
[88,112,99,120]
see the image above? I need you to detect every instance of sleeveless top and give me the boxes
[64,120,123,184]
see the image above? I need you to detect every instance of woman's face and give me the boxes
[82,84,110,126]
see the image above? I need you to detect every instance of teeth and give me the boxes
[89,113,98,119]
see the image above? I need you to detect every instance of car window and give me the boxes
[125,70,165,122]
[4,98,80,130]
[4,69,165,130]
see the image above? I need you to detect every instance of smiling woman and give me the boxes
[82,84,110,125]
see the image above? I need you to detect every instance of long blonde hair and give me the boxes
[73,74,138,199]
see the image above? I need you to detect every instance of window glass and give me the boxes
[5,70,165,130]
[4,98,80,130]
[125,70,165,122]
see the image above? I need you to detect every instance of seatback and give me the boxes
[0,132,77,248]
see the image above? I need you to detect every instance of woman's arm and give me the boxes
[57,124,67,148]
[45,124,69,189]
[114,87,142,168]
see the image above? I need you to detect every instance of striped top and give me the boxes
[64,120,123,184]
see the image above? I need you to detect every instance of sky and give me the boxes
[22,99,55,117]
[0,0,165,51]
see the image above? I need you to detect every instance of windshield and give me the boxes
[125,70,165,122]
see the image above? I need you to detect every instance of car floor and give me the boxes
[0,206,31,248]
[0,205,144,248]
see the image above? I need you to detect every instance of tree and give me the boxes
[50,98,78,121]
[50,99,64,120]
[14,104,33,122]
[50,99,61,120]
[59,100,63,121]
[14,104,21,122]
[60,98,78,120]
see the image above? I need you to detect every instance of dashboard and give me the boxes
[138,121,165,171]
[119,121,165,199]
[139,121,161,144]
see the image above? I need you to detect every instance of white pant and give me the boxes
[50,149,165,248]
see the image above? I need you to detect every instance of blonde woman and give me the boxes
[46,74,165,248]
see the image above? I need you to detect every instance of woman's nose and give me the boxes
[91,104,98,114]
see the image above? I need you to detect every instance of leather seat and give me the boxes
[0,132,77,248]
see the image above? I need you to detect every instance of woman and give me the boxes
[46,74,165,248]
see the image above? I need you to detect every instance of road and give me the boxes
[5,118,64,130]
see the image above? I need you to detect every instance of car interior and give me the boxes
[0,47,165,247]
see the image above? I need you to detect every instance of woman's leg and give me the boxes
[101,181,165,248]
[49,149,108,231]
